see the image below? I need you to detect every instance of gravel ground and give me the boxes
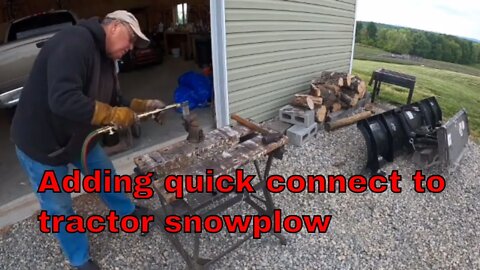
[1,121,479,270]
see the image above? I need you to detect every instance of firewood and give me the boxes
[364,102,375,112]
[310,83,321,97]
[324,84,341,96]
[291,95,314,110]
[311,84,336,106]
[325,111,374,131]
[295,94,323,107]
[358,81,367,98]
[313,71,349,87]
[339,92,353,105]
[338,77,344,87]
[331,102,342,112]
[326,110,347,122]
[339,100,350,109]
[351,94,360,107]
[340,93,360,107]
[315,105,328,122]
[346,74,353,87]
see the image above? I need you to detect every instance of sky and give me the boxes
[356,0,480,41]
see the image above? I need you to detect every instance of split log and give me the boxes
[346,74,353,87]
[325,111,374,131]
[291,95,315,110]
[326,110,349,122]
[315,105,328,123]
[295,94,323,107]
[349,76,367,97]
[339,100,350,109]
[358,81,367,98]
[338,77,344,87]
[311,73,368,110]
[340,93,360,107]
[313,71,350,87]
[339,92,353,105]
[310,84,321,97]
[311,84,336,107]
[324,84,341,96]
[331,102,343,112]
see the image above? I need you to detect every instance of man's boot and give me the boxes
[76,259,100,270]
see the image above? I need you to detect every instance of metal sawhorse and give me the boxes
[133,124,288,269]
[369,68,416,104]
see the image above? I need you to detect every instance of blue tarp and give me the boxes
[174,71,213,111]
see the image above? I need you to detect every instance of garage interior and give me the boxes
[0,0,216,206]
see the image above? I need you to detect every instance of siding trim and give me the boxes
[211,0,230,127]
[349,1,358,73]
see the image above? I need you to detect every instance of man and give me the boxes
[10,10,165,270]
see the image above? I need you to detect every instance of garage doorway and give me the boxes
[108,1,217,157]
[0,0,224,207]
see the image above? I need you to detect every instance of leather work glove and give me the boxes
[91,101,137,129]
[130,98,167,124]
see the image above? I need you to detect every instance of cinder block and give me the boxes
[286,123,318,146]
[279,105,315,127]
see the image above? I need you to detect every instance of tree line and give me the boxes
[356,21,480,65]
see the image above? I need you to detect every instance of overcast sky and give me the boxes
[356,0,480,40]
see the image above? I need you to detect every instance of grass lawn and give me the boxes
[354,44,480,77]
[352,59,480,139]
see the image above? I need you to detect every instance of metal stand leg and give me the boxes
[252,157,287,245]
[407,87,414,104]
[371,80,378,102]
[152,153,287,269]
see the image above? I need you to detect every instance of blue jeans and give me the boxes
[15,144,135,267]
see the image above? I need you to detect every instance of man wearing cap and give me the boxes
[11,10,163,270]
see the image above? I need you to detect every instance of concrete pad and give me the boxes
[0,56,216,228]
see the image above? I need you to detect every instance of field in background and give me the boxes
[354,44,480,77]
[352,59,480,139]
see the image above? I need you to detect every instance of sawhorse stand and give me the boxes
[369,68,416,104]
[133,125,288,269]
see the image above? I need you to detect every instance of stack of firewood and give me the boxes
[290,71,368,123]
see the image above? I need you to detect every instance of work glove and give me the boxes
[91,101,137,129]
[130,98,167,124]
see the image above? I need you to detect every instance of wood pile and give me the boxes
[289,71,369,124]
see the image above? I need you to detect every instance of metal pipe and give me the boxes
[137,103,182,120]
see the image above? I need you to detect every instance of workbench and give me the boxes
[133,124,288,269]
[163,31,210,62]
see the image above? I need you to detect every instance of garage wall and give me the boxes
[225,0,356,121]
[0,0,208,37]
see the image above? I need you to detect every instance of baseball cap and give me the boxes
[105,10,150,48]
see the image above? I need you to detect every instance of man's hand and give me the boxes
[91,101,137,129]
[130,98,167,124]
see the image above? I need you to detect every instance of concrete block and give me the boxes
[262,119,293,134]
[279,105,315,127]
[286,123,318,146]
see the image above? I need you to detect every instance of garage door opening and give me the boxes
[108,1,216,158]
[0,0,220,208]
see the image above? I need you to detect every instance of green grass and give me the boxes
[354,44,480,77]
[352,59,480,139]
